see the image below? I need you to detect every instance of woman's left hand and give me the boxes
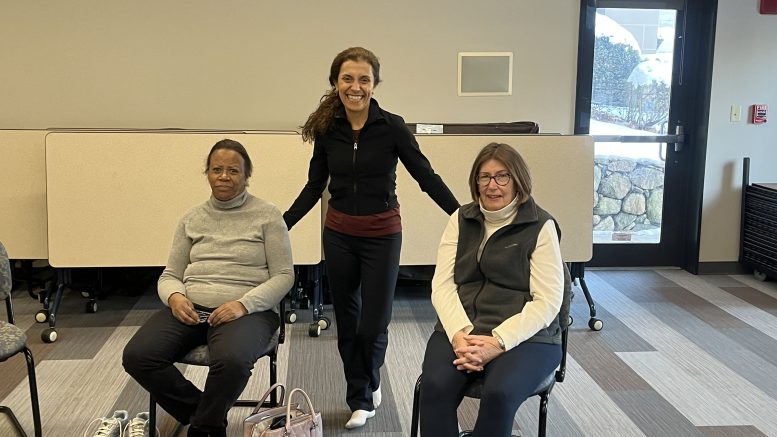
[208,301,248,326]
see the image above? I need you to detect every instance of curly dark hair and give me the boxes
[300,47,381,143]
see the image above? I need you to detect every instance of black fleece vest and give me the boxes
[436,197,562,345]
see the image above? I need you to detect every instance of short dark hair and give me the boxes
[468,142,532,203]
[205,139,253,178]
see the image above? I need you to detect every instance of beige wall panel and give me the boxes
[0,130,48,259]
[397,135,594,264]
[45,132,321,267]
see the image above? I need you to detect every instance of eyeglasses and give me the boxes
[477,173,512,186]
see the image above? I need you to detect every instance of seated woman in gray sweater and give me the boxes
[123,139,294,437]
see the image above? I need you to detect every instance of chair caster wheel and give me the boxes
[86,301,98,313]
[317,317,331,330]
[754,270,768,281]
[568,315,574,326]
[42,328,58,343]
[308,322,321,337]
[35,309,49,323]
[285,310,297,324]
[588,318,603,331]
[80,291,91,298]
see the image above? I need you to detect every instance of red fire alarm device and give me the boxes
[762,0,777,14]
[752,104,768,124]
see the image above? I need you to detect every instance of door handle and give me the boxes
[674,125,684,152]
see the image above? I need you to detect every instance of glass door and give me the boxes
[575,0,711,267]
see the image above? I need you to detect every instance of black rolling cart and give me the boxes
[35,268,102,343]
[287,262,604,334]
[286,263,331,337]
[568,262,604,331]
[740,157,777,281]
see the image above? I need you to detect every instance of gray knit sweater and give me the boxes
[158,190,294,314]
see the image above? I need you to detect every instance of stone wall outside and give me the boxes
[593,156,664,234]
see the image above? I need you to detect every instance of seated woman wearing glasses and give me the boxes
[419,142,565,436]
[123,139,294,437]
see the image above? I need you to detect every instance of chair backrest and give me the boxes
[559,263,572,330]
[554,263,573,383]
[0,241,15,324]
[0,241,10,302]
[277,296,286,345]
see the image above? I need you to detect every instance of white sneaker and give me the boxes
[372,385,382,409]
[84,410,129,437]
[344,409,375,429]
[124,412,151,437]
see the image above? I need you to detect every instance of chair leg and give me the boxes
[149,394,157,436]
[538,392,549,437]
[147,351,277,432]
[0,406,29,437]
[269,352,277,407]
[410,375,422,437]
[235,351,277,409]
[23,348,42,437]
[0,348,41,437]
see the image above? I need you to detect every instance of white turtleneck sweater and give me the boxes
[158,189,294,314]
[431,196,563,351]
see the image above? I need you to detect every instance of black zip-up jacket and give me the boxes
[283,99,460,229]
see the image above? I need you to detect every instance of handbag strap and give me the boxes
[250,382,286,415]
[284,388,317,429]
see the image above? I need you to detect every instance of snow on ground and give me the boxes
[590,120,666,163]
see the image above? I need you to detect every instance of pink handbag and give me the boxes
[244,384,322,437]
[243,383,300,437]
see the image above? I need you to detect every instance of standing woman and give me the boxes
[284,47,459,429]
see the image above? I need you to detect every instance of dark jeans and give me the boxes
[122,308,279,430]
[420,330,562,437]
[322,227,402,412]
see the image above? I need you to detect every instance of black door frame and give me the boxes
[574,0,718,273]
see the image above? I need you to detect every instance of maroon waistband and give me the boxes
[324,205,402,237]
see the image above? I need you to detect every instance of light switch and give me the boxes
[730,105,742,122]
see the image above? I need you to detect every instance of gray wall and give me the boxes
[0,1,579,133]
[3,0,773,264]
[700,0,777,262]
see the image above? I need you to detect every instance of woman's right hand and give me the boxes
[168,293,199,325]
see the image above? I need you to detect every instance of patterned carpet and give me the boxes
[2,268,777,436]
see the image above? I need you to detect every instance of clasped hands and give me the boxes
[452,331,504,373]
[168,293,247,326]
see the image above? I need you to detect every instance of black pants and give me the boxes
[122,308,279,430]
[323,227,402,412]
[420,330,562,437]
